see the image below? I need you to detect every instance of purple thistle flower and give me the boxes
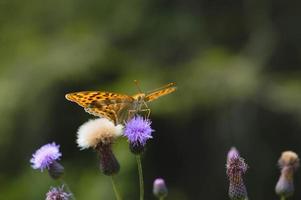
[46,186,71,200]
[30,142,62,171]
[124,116,154,147]
[226,147,248,200]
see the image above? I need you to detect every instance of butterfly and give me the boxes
[65,82,177,124]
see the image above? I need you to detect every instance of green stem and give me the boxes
[136,155,144,200]
[110,176,122,200]
[159,197,165,200]
[60,179,76,200]
[280,196,286,200]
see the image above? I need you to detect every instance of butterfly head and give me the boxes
[131,93,146,113]
[132,93,146,102]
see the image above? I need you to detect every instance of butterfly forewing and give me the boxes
[65,91,133,107]
[145,85,177,102]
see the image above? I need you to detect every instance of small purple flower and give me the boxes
[46,186,71,200]
[153,178,168,199]
[124,116,154,147]
[30,142,62,171]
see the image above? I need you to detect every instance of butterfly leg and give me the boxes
[140,108,151,118]
[142,101,151,118]
[127,109,137,121]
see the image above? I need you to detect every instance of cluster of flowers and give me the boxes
[226,147,299,200]
[29,110,299,200]
[30,116,168,200]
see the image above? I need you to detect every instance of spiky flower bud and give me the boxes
[153,178,168,199]
[275,151,299,198]
[226,147,248,200]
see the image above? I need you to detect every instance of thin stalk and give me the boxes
[60,179,76,200]
[280,196,286,200]
[136,155,144,200]
[110,176,122,200]
[159,197,165,200]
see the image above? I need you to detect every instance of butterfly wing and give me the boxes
[65,91,134,123]
[65,91,133,107]
[144,83,177,102]
[84,107,118,123]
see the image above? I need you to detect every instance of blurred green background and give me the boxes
[1,0,301,199]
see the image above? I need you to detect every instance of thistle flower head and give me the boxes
[275,151,299,198]
[153,178,168,198]
[226,147,248,200]
[46,186,71,200]
[77,118,122,175]
[77,118,123,149]
[30,142,62,171]
[124,115,154,147]
[278,151,300,170]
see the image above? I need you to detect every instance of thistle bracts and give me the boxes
[96,143,120,175]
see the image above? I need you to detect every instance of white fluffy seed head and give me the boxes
[76,118,123,149]
[279,151,300,170]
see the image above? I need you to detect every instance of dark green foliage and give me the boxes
[1,0,301,199]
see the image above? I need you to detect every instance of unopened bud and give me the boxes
[153,178,168,199]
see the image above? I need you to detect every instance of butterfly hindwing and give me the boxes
[66,91,134,124]
[84,107,118,124]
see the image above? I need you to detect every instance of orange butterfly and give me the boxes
[65,82,177,124]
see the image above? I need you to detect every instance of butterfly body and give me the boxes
[65,82,176,124]
[131,93,146,110]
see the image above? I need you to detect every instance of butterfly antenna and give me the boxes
[146,82,176,94]
[134,80,143,93]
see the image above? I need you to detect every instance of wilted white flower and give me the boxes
[77,118,123,175]
[77,118,123,149]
